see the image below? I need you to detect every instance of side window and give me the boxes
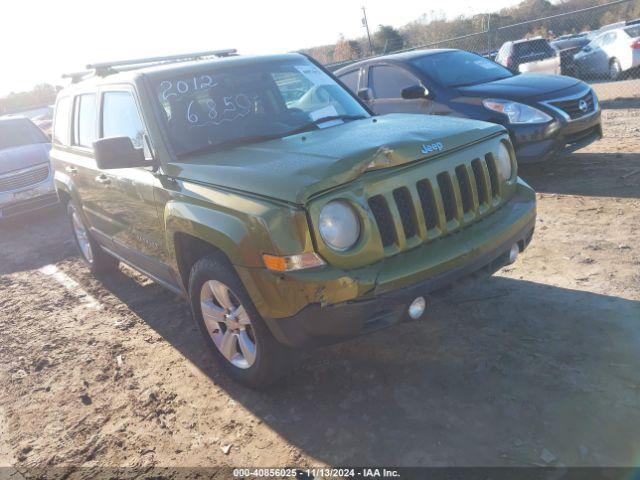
[603,33,617,46]
[73,94,97,148]
[102,91,146,151]
[53,96,72,146]
[338,70,360,93]
[369,65,419,99]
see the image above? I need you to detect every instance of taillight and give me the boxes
[632,39,640,49]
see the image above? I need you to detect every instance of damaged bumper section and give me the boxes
[236,181,536,348]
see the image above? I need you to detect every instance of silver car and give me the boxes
[495,38,561,75]
[0,117,57,219]
[574,25,640,80]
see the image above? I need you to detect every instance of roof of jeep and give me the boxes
[59,53,306,93]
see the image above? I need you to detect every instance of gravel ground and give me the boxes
[0,98,639,477]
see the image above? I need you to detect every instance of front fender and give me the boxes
[163,201,264,268]
[53,170,83,210]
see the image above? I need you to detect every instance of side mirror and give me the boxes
[93,136,147,170]
[401,85,430,100]
[357,88,373,102]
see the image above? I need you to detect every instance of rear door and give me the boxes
[591,34,613,75]
[576,36,605,76]
[50,92,109,234]
[601,31,628,70]
[91,86,169,279]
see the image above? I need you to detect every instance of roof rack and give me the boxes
[61,70,96,83]
[86,49,237,75]
[63,49,238,83]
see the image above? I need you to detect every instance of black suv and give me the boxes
[335,49,602,163]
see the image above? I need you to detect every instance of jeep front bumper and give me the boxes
[236,180,536,348]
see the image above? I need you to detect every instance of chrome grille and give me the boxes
[549,90,595,119]
[368,154,503,255]
[0,164,50,193]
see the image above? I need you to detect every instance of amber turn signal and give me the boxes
[262,252,326,272]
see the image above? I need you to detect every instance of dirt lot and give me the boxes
[1,96,639,476]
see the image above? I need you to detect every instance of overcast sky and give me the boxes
[1,0,524,96]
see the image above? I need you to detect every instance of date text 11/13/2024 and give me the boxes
[232,468,401,478]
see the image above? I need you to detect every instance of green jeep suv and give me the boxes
[51,50,536,387]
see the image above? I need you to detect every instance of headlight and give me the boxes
[495,142,514,182]
[483,99,553,124]
[319,200,360,251]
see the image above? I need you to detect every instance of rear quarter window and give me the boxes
[53,96,72,146]
[73,94,97,148]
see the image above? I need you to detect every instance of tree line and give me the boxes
[2,0,639,114]
[301,0,640,65]
[0,84,61,116]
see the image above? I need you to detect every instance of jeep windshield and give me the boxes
[153,58,370,157]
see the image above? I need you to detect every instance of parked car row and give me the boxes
[335,49,602,163]
[573,24,640,80]
[0,117,57,219]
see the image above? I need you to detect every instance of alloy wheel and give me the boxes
[610,60,621,80]
[200,280,257,369]
[70,205,94,263]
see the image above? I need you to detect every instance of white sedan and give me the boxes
[574,25,640,80]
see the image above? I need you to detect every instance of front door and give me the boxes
[91,87,169,281]
[367,64,433,115]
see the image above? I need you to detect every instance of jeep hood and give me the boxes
[168,114,503,205]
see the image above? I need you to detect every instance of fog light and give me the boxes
[508,243,520,264]
[408,296,426,319]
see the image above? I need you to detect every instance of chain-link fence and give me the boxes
[326,0,640,98]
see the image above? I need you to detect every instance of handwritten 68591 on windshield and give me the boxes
[160,76,254,127]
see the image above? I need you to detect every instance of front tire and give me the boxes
[67,202,119,274]
[188,254,292,388]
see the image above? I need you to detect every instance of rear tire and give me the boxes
[609,58,622,80]
[188,253,292,388]
[67,202,119,274]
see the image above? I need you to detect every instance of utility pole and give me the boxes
[362,6,374,55]
[486,12,492,54]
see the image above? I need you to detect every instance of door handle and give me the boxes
[95,174,111,185]
[65,166,78,174]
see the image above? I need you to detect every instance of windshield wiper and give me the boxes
[178,115,367,157]
[179,133,285,157]
[285,115,367,136]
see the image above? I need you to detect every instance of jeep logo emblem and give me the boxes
[420,142,444,154]
[579,99,589,112]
